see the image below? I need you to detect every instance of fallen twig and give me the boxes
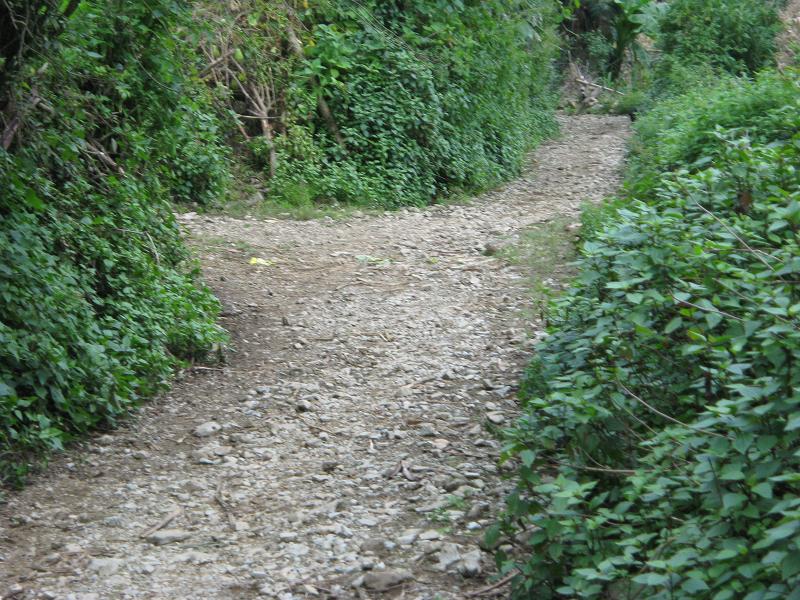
[296,415,339,436]
[402,375,437,389]
[466,570,520,597]
[215,479,236,530]
[384,461,402,479]
[692,200,777,271]
[617,382,727,438]
[1,92,44,150]
[85,139,125,176]
[401,461,419,482]
[140,506,183,538]
[576,78,624,96]
[671,295,743,323]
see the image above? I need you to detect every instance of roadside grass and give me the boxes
[495,215,581,316]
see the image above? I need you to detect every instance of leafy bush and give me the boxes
[0,0,228,484]
[202,0,560,208]
[628,70,799,189]
[567,0,784,116]
[561,0,665,80]
[658,0,783,76]
[496,71,800,599]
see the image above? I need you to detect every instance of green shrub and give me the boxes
[657,0,783,76]
[296,0,560,206]
[562,0,664,80]
[628,70,799,190]
[0,0,228,485]
[210,0,560,208]
[496,71,800,599]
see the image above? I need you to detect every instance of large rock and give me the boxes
[88,558,123,576]
[285,543,310,557]
[459,548,483,577]
[146,529,192,545]
[193,421,221,438]
[437,543,462,571]
[362,569,414,591]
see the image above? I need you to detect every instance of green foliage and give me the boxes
[497,70,800,599]
[0,0,228,485]
[566,0,784,118]
[605,0,664,79]
[658,0,783,77]
[628,71,799,190]
[563,0,664,80]
[612,0,785,111]
[219,0,560,208]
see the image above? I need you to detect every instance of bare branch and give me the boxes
[617,382,727,438]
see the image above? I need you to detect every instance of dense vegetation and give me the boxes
[0,0,230,484]
[0,1,561,485]
[497,1,800,598]
[561,0,785,116]
[200,0,560,209]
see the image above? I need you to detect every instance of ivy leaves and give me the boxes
[499,72,800,598]
[268,0,559,208]
[0,0,227,485]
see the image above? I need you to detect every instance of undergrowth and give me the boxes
[498,3,800,597]
[197,0,561,210]
[0,0,227,485]
[497,66,800,600]
[567,0,786,119]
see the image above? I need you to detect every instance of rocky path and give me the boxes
[0,114,630,600]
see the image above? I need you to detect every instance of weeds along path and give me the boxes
[0,114,630,600]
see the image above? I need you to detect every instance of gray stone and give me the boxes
[419,529,442,541]
[146,529,192,545]
[362,569,414,591]
[460,548,483,577]
[437,543,462,571]
[467,502,490,520]
[444,477,467,492]
[193,422,221,438]
[418,423,437,437]
[486,412,505,425]
[286,543,310,557]
[360,538,388,553]
[102,515,125,528]
[295,399,312,412]
[397,529,420,545]
[88,557,123,576]
[172,551,215,565]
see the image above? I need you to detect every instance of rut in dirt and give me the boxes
[0,114,630,600]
